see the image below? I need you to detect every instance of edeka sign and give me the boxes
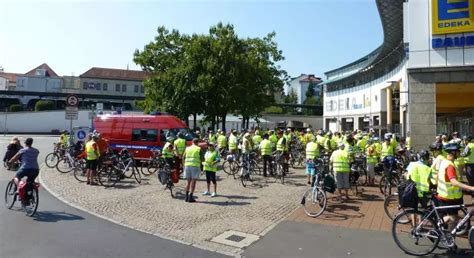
[432,35,474,48]
[432,0,474,35]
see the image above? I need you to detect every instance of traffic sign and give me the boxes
[77,130,87,140]
[65,106,79,120]
[66,95,79,107]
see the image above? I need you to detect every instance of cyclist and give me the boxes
[259,133,273,177]
[59,130,69,147]
[435,143,474,231]
[429,142,444,186]
[330,143,351,201]
[240,133,252,176]
[3,136,22,169]
[202,143,220,197]
[183,138,202,203]
[85,134,100,185]
[174,132,186,172]
[405,149,432,208]
[381,133,396,176]
[163,136,175,168]
[366,138,378,186]
[305,136,320,185]
[7,138,39,190]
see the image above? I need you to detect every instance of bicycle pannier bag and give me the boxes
[323,175,336,193]
[398,179,418,208]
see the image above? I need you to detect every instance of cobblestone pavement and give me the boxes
[40,166,308,255]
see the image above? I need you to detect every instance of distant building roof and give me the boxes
[299,75,322,83]
[80,67,148,81]
[25,63,59,77]
[0,72,21,83]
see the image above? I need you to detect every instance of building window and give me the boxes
[115,84,120,92]
[83,82,88,89]
[103,83,108,91]
[140,85,144,93]
[134,85,139,93]
[95,82,101,90]
[132,129,158,142]
[122,84,126,92]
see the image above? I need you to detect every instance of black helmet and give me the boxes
[418,149,430,161]
[429,142,442,151]
[443,143,460,153]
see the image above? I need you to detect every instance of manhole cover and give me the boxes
[211,230,260,248]
[226,234,246,242]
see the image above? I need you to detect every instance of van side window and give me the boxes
[160,129,170,142]
[132,129,158,141]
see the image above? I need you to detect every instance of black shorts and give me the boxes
[86,159,98,170]
[205,171,217,184]
[435,198,463,215]
[16,168,39,183]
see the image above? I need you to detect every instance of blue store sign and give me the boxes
[432,35,474,48]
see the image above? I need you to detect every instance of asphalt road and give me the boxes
[0,136,228,258]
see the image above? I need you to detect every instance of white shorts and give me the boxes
[184,166,201,179]
[366,164,375,178]
[336,172,350,189]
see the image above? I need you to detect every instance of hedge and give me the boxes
[9,104,23,112]
[35,100,55,111]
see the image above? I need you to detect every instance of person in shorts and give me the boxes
[85,134,100,185]
[202,143,220,197]
[8,138,40,185]
[183,138,202,203]
[330,143,351,200]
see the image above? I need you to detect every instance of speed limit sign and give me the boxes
[66,95,79,107]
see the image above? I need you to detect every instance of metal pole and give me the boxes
[3,108,7,136]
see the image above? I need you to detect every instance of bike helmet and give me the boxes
[429,142,442,151]
[177,132,184,139]
[166,136,175,142]
[327,131,333,136]
[443,143,460,154]
[384,133,392,141]
[418,149,430,161]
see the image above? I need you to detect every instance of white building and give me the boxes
[285,74,322,104]
[15,63,62,93]
[322,0,474,150]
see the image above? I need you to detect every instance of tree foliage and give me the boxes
[35,100,55,111]
[133,23,287,130]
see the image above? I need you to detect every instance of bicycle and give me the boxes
[240,153,253,187]
[140,149,161,176]
[392,203,474,256]
[300,160,329,218]
[44,143,66,168]
[157,159,175,197]
[379,159,403,197]
[4,179,40,217]
[271,152,286,184]
[117,149,142,184]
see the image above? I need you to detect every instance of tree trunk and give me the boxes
[246,117,250,129]
[185,117,189,127]
[221,114,226,132]
[211,116,216,131]
[216,116,220,131]
[241,117,246,130]
[193,113,197,131]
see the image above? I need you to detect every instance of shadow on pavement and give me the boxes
[218,194,257,200]
[197,200,251,206]
[430,249,474,257]
[34,211,85,223]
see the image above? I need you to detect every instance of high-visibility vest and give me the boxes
[269,134,278,148]
[217,135,227,148]
[228,135,238,150]
[366,145,378,164]
[430,154,445,185]
[325,138,337,151]
[184,145,201,167]
[260,139,272,156]
[203,150,219,172]
[465,143,474,164]
[306,142,319,160]
[406,161,431,197]
[304,133,313,143]
[60,133,68,145]
[381,142,394,159]
[209,134,217,144]
[162,142,174,158]
[331,150,350,173]
[437,160,463,200]
[174,138,186,155]
[357,138,367,152]
[242,138,252,154]
[374,142,382,158]
[252,135,262,146]
[277,137,287,152]
[86,141,99,160]
[406,137,412,150]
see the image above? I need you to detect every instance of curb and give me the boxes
[39,167,242,258]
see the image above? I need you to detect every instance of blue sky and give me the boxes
[1,0,383,79]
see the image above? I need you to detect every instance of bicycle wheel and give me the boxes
[384,193,409,223]
[4,180,16,209]
[222,160,233,176]
[141,160,158,176]
[301,186,327,218]
[22,188,39,217]
[456,208,470,236]
[73,166,88,182]
[98,166,120,187]
[45,153,60,168]
[167,181,174,198]
[392,209,439,256]
[240,170,251,187]
[132,166,142,184]
[379,175,398,197]
[56,157,74,173]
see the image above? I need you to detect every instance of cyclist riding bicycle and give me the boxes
[7,138,40,189]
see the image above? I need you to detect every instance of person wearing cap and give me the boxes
[260,133,273,177]
[324,131,337,154]
[436,143,474,231]
[429,142,444,186]
[306,136,320,185]
[366,139,378,186]
[183,138,202,203]
[85,134,100,185]
[330,143,351,200]
[202,143,220,197]
[228,130,238,155]
[163,136,175,167]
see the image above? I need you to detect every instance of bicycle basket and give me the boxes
[323,175,336,193]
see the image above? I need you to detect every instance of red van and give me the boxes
[93,114,196,160]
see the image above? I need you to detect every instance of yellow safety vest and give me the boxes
[217,135,227,148]
[465,143,474,164]
[242,138,252,154]
[203,150,219,172]
[252,135,262,146]
[331,150,350,173]
[366,145,378,164]
[260,139,272,156]
[406,161,431,197]
[209,134,217,144]
[184,145,201,167]
[162,142,174,158]
[437,160,463,200]
[174,138,186,156]
[277,137,287,152]
[381,143,394,159]
[86,141,99,160]
[269,134,278,148]
[406,137,412,150]
[228,135,238,150]
[306,142,319,160]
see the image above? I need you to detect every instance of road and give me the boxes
[0,136,228,258]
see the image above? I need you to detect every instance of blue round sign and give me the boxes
[77,130,86,140]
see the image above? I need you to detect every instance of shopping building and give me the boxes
[321,0,474,150]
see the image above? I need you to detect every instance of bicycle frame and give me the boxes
[414,204,473,236]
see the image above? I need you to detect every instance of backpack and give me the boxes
[398,179,418,208]
[323,175,336,193]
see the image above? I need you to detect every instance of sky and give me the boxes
[1,0,383,79]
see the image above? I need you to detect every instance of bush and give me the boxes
[35,100,55,111]
[9,104,23,112]
[264,106,284,114]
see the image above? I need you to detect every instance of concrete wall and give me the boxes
[262,114,323,129]
[16,76,62,92]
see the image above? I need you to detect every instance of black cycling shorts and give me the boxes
[86,159,98,170]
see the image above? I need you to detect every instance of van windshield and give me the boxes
[161,128,197,141]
